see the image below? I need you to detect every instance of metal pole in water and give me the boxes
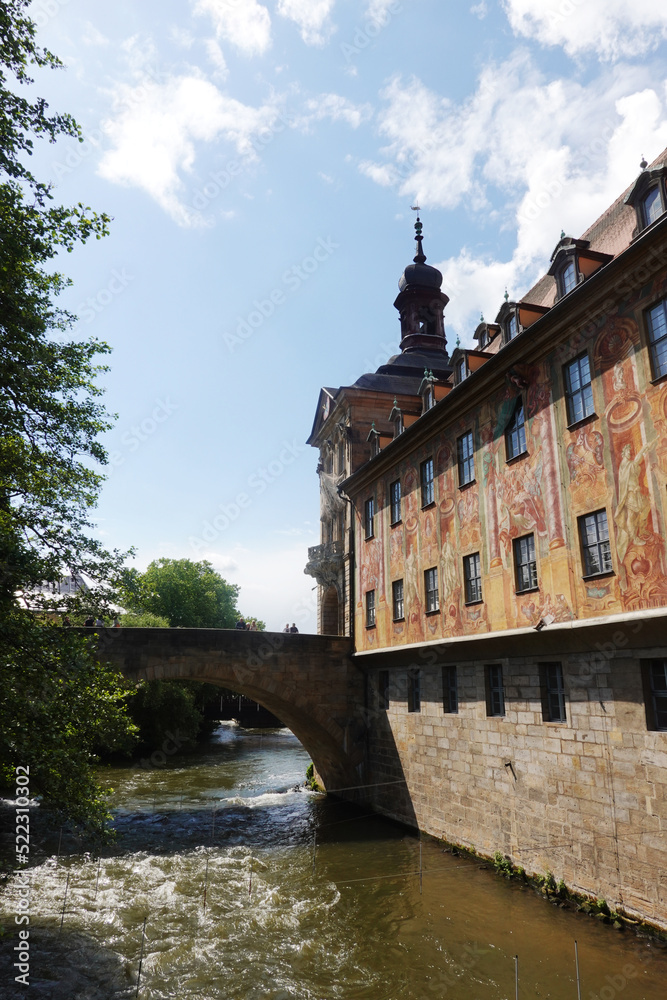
[312,831,317,875]
[56,826,63,866]
[59,871,70,933]
[94,857,101,900]
[211,806,217,845]
[203,854,210,915]
[419,840,423,895]
[514,955,519,1000]
[135,916,147,998]
[574,940,582,1000]
[248,855,252,898]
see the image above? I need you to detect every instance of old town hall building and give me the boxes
[306,152,667,929]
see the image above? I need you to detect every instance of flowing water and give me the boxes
[1,722,666,999]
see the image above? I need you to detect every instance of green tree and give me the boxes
[0,1,136,836]
[121,558,241,628]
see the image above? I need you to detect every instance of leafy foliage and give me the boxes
[126,680,205,753]
[119,558,241,629]
[0,2,136,835]
[0,0,117,604]
[0,614,137,837]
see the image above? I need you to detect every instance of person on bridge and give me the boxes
[282,623,290,633]
[289,623,299,633]
[235,618,246,630]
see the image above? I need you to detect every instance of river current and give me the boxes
[1,722,666,999]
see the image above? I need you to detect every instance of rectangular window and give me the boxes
[379,670,389,711]
[390,479,402,524]
[408,669,421,713]
[579,509,612,576]
[485,664,505,717]
[463,552,482,604]
[642,659,667,731]
[506,399,527,460]
[443,665,458,714]
[646,299,667,380]
[456,357,467,383]
[420,458,434,506]
[564,353,595,425]
[364,498,374,539]
[365,590,376,628]
[424,567,439,613]
[457,431,475,486]
[540,663,567,723]
[513,534,537,592]
[392,579,404,621]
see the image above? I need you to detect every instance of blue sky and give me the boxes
[29,0,667,630]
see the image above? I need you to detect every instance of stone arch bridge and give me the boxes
[92,628,367,796]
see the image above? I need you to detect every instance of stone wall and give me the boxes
[359,613,667,930]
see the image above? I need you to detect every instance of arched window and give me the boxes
[641,185,665,228]
[560,259,577,295]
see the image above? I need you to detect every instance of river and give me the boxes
[1,722,666,999]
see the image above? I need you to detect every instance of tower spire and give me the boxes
[413,216,426,264]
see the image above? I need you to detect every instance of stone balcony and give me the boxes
[304,540,345,589]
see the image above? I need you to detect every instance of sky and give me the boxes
[25,0,667,631]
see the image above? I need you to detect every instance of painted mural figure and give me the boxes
[614,442,651,562]
[440,533,459,601]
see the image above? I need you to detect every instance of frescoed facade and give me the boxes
[306,153,667,929]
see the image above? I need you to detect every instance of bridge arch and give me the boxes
[93,628,364,795]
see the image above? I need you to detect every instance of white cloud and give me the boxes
[81,22,109,47]
[202,543,317,632]
[299,93,373,129]
[360,53,667,341]
[205,38,228,77]
[470,2,487,19]
[277,0,335,46]
[193,0,272,56]
[366,0,399,22]
[504,0,667,60]
[98,73,279,226]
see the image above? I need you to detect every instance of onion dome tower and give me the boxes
[394,216,450,356]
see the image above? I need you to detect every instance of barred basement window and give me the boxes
[646,298,667,381]
[641,659,667,731]
[485,664,505,717]
[424,567,439,613]
[578,509,612,577]
[540,662,567,723]
[457,431,474,486]
[514,534,537,592]
[392,579,404,621]
[379,670,390,710]
[364,498,375,539]
[505,399,527,460]
[564,353,594,425]
[365,590,376,628]
[390,479,402,524]
[408,669,421,713]
[442,664,458,714]
[420,458,434,506]
[463,552,482,604]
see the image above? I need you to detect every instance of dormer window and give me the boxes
[506,312,518,342]
[479,327,488,349]
[394,413,403,437]
[625,163,667,235]
[423,385,434,411]
[561,259,577,295]
[367,423,381,458]
[456,357,467,383]
[641,185,665,228]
